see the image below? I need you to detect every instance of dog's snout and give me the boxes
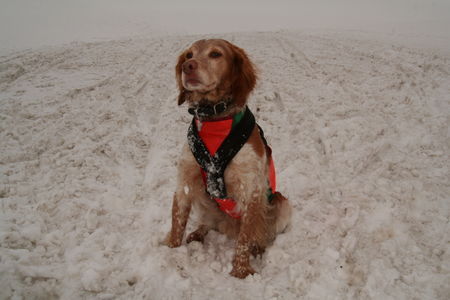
[182,60,198,75]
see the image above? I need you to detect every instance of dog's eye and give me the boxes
[209,51,222,58]
[186,52,193,59]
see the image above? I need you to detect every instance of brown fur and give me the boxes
[248,126,266,158]
[165,39,292,278]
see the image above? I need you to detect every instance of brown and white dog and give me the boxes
[164,39,292,278]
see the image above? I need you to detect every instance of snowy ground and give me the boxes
[0,31,449,299]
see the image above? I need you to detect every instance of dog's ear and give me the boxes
[175,52,186,105]
[229,43,257,107]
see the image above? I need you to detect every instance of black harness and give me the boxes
[187,107,256,199]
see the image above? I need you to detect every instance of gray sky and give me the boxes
[1,0,449,53]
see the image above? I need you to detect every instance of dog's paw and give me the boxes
[163,233,182,248]
[230,264,255,279]
[250,244,265,258]
[186,231,205,244]
[186,225,209,244]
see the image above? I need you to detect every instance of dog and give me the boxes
[164,39,292,278]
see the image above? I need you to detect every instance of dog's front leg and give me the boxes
[230,199,267,278]
[230,236,254,278]
[165,193,191,248]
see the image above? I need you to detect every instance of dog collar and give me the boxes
[187,98,232,118]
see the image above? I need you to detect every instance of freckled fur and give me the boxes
[165,39,292,278]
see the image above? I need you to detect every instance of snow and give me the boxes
[1,7,450,299]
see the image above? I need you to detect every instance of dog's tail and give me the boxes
[272,192,292,234]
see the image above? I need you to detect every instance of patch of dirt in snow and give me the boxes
[0,32,449,299]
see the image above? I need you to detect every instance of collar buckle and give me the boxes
[213,102,227,115]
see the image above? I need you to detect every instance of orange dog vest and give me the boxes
[188,107,276,219]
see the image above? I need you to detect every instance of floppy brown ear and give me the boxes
[175,53,186,105]
[230,44,257,107]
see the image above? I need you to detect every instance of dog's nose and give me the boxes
[182,60,198,75]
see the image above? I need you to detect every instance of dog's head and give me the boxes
[175,39,257,111]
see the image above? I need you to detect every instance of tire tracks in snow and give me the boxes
[275,35,341,202]
[275,35,319,80]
